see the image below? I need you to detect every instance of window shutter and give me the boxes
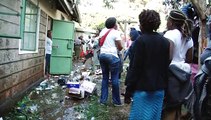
[0,0,22,38]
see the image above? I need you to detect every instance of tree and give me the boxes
[103,0,118,9]
[191,0,209,64]
[102,0,150,9]
[95,22,105,32]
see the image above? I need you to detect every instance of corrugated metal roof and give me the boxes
[57,0,81,23]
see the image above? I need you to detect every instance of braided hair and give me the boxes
[185,19,193,37]
[139,9,161,33]
[168,9,192,39]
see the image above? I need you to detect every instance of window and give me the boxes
[0,1,22,38]
[20,0,40,52]
[0,0,40,53]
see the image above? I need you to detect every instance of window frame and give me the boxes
[19,0,40,54]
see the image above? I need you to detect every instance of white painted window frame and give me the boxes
[19,1,40,54]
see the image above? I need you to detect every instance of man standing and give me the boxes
[45,30,52,78]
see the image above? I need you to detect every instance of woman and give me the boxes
[45,30,52,78]
[74,36,83,61]
[124,9,171,120]
[162,9,194,120]
[98,17,123,106]
[123,28,140,61]
[124,28,140,86]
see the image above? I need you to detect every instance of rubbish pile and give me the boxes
[3,64,103,119]
[66,68,97,99]
[35,64,102,99]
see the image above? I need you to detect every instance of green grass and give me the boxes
[4,96,40,120]
[85,95,109,120]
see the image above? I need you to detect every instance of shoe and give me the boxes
[100,103,107,106]
[47,74,51,80]
[98,100,107,106]
[113,104,124,107]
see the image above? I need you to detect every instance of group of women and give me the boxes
[98,9,195,119]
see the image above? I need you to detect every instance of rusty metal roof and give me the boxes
[57,0,81,23]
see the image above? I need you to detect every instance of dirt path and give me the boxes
[3,59,131,120]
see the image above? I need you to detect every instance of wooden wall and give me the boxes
[0,0,47,114]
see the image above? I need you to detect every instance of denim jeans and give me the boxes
[99,53,121,105]
[45,54,51,75]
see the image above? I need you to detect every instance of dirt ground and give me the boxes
[2,59,131,120]
[2,58,193,120]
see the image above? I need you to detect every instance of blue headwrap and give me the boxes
[130,29,140,41]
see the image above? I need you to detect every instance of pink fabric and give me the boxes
[126,40,132,49]
[190,64,199,83]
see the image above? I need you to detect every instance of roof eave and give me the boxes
[57,0,81,23]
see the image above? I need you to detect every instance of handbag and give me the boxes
[99,29,112,46]
[97,29,112,57]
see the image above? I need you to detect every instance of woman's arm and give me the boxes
[115,40,123,51]
[186,47,193,63]
[168,39,174,61]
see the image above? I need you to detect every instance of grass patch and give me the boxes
[85,95,109,120]
[4,96,40,120]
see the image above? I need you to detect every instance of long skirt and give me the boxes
[129,90,164,120]
[74,45,81,59]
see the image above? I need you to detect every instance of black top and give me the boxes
[126,32,170,94]
[200,42,211,64]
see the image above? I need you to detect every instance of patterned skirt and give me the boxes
[129,90,164,120]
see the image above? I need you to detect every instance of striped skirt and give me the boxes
[129,90,164,120]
